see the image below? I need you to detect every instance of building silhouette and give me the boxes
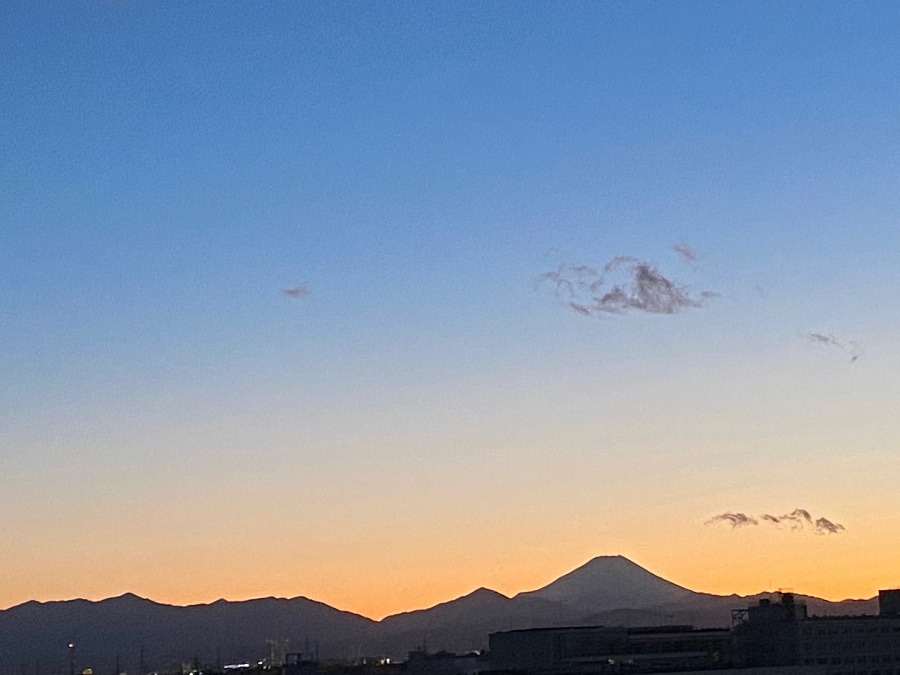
[485,590,900,675]
[732,590,900,673]
[488,624,733,674]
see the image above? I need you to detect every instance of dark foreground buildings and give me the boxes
[732,590,900,673]
[488,624,732,674]
[485,590,900,675]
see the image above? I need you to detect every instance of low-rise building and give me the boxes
[488,624,732,674]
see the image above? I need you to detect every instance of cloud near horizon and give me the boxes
[705,512,758,528]
[538,246,715,317]
[804,332,860,362]
[707,509,845,535]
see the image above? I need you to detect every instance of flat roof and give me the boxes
[490,625,729,636]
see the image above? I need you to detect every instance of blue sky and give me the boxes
[2,1,900,616]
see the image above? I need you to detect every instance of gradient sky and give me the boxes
[2,1,900,620]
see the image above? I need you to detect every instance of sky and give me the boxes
[2,0,899,620]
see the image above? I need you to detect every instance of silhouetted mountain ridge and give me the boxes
[0,556,880,670]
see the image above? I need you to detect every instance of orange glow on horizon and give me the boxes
[3,541,898,619]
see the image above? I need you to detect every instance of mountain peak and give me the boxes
[586,554,632,565]
[419,586,509,612]
[515,555,695,613]
[107,592,147,602]
[468,587,508,599]
[581,555,656,573]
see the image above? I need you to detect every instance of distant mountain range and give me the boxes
[0,556,878,674]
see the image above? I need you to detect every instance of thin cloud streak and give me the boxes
[707,509,845,535]
[672,242,698,263]
[804,332,860,362]
[705,513,758,528]
[282,283,310,299]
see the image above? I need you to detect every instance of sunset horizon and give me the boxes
[4,1,899,654]
[2,551,891,621]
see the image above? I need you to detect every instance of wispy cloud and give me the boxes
[759,509,813,529]
[704,513,758,528]
[282,283,310,299]
[672,242,698,263]
[538,246,715,317]
[706,509,845,535]
[814,517,846,535]
[804,332,860,362]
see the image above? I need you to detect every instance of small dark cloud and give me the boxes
[806,333,833,345]
[706,509,845,535]
[282,283,310,299]
[672,242,698,263]
[538,248,715,317]
[804,332,861,362]
[814,517,846,535]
